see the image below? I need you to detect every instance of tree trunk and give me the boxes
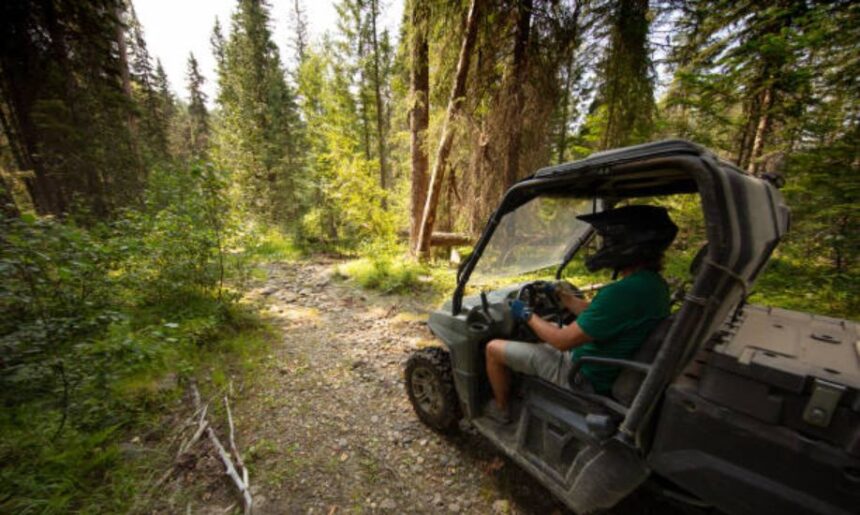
[369,0,389,204]
[503,0,533,189]
[736,97,758,170]
[557,64,571,164]
[748,86,773,175]
[556,2,582,164]
[356,1,372,161]
[409,0,430,252]
[415,0,481,259]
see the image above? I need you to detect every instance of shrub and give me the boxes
[339,256,428,294]
[0,162,261,513]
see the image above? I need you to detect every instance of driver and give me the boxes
[484,205,678,422]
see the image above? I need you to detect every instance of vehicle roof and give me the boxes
[534,139,710,179]
[489,139,778,224]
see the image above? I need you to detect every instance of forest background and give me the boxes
[1,0,857,512]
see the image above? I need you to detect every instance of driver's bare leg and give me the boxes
[485,339,511,411]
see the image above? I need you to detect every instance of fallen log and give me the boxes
[398,230,474,247]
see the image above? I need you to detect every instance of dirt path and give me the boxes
[216,260,570,515]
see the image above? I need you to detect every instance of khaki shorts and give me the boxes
[503,341,593,393]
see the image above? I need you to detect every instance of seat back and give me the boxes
[611,315,674,406]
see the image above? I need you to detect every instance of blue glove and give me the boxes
[510,299,533,323]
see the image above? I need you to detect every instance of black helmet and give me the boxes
[577,205,678,273]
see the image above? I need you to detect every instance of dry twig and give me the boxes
[224,394,250,487]
[190,383,254,515]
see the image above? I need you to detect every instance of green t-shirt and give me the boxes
[573,270,670,395]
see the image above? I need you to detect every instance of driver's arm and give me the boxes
[526,315,592,351]
[559,292,590,315]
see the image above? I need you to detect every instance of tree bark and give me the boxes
[415,0,481,259]
[409,0,430,252]
[356,1,372,161]
[369,0,389,204]
[736,100,757,170]
[503,0,533,189]
[748,86,773,175]
[556,2,582,164]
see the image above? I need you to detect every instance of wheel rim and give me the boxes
[411,365,444,417]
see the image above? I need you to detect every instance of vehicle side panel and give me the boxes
[648,384,860,515]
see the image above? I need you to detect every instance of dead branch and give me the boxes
[189,383,253,514]
[177,404,209,458]
[207,424,253,514]
[224,395,249,488]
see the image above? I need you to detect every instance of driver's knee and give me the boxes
[486,339,507,365]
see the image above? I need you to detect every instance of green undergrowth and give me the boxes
[249,227,304,262]
[336,253,455,301]
[0,165,276,514]
[751,253,858,320]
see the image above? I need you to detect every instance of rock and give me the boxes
[432,493,443,506]
[281,292,299,302]
[371,415,379,423]
[492,500,511,514]
[448,503,461,513]
[337,438,348,448]
[380,498,397,510]
[261,286,278,296]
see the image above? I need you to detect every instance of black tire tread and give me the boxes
[404,347,461,433]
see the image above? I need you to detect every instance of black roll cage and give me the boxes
[451,139,789,444]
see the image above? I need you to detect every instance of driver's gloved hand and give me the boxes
[510,299,533,323]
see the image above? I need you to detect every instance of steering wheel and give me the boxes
[514,281,567,328]
[518,280,587,325]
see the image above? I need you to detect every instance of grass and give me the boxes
[337,255,453,297]
[250,227,303,262]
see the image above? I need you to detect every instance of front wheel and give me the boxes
[405,347,461,433]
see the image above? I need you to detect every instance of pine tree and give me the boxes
[186,53,209,159]
[658,0,858,274]
[126,2,171,163]
[289,0,309,66]
[213,0,302,223]
[595,0,655,149]
[408,0,430,250]
[0,0,142,216]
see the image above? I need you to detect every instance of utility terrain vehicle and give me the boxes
[404,140,859,514]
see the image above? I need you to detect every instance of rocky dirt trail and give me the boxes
[164,259,667,515]
[201,259,571,515]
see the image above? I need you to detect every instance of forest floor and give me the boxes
[148,259,666,515]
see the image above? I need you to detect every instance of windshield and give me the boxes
[471,197,595,281]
